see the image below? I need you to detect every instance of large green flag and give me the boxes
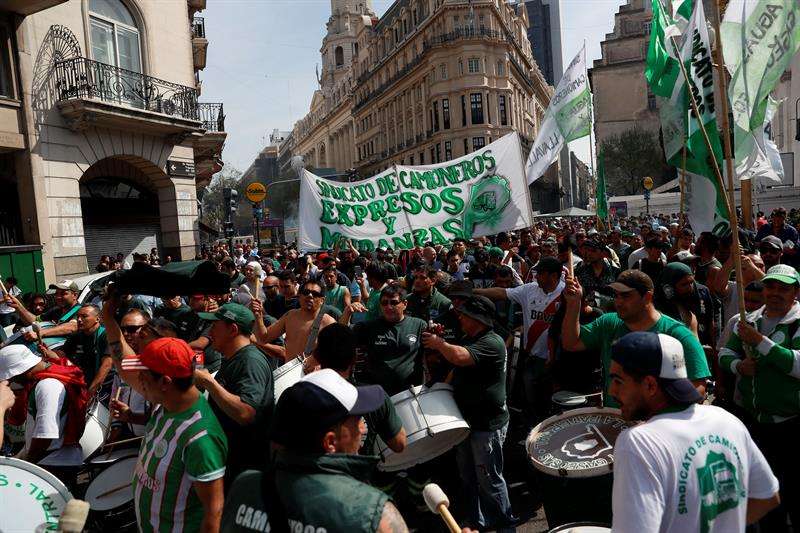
[596,151,608,220]
[646,0,730,236]
[722,0,800,183]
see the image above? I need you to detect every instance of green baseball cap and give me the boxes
[198,303,255,334]
[488,247,504,258]
[762,264,800,286]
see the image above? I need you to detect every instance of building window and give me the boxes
[496,60,505,76]
[445,141,452,160]
[499,95,508,126]
[410,155,414,164]
[643,21,652,34]
[479,14,486,31]
[420,152,424,164]
[335,46,344,67]
[470,93,484,124]
[647,90,657,110]
[436,143,442,163]
[442,98,451,129]
[0,26,13,98]
[458,58,464,75]
[473,137,486,150]
[463,138,469,154]
[430,147,435,163]
[486,93,491,124]
[433,101,440,132]
[440,63,448,80]
[461,95,467,126]
[89,0,142,73]
[468,57,480,73]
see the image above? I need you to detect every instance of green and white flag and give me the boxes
[525,45,592,185]
[722,0,800,183]
[596,150,608,220]
[646,0,730,236]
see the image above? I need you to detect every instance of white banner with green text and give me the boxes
[299,133,532,251]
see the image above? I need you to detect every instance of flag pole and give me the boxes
[679,142,687,228]
[659,0,747,322]
[709,0,747,322]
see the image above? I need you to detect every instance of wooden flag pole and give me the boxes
[659,0,746,322]
[679,142,687,228]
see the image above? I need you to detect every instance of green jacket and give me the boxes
[275,451,389,533]
[405,287,452,322]
[720,301,800,423]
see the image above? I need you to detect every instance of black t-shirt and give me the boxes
[154,303,202,342]
[452,330,509,430]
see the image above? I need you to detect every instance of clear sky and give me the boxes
[201,0,624,173]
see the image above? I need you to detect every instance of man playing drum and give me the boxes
[251,279,335,363]
[422,295,517,531]
[121,337,227,533]
[562,269,710,407]
[609,331,780,533]
[12,280,81,341]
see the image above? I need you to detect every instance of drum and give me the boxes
[273,357,305,401]
[84,456,137,530]
[526,407,635,528]
[80,398,110,460]
[0,457,73,532]
[551,390,590,413]
[549,523,611,533]
[375,383,469,472]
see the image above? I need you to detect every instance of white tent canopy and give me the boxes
[533,207,596,217]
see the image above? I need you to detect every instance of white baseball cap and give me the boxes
[0,345,42,381]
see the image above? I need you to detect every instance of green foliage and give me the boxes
[600,127,673,196]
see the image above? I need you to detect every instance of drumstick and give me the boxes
[566,247,574,279]
[95,481,133,500]
[103,387,123,459]
[423,483,460,533]
[99,435,142,449]
[254,276,262,303]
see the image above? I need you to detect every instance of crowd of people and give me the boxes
[0,205,799,532]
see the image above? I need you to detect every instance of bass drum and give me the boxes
[0,457,73,532]
[84,456,138,531]
[80,397,110,460]
[273,357,305,401]
[375,383,469,472]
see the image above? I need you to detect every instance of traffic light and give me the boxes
[229,189,238,216]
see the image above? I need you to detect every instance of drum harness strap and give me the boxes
[409,386,435,438]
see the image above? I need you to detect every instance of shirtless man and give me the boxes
[251,279,335,364]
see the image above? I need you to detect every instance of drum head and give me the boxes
[0,457,73,532]
[88,447,139,466]
[552,390,588,408]
[80,400,110,460]
[526,407,635,478]
[549,522,611,532]
[273,357,305,401]
[85,456,137,511]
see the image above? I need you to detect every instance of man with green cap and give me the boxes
[655,262,716,347]
[194,302,274,487]
[719,264,800,531]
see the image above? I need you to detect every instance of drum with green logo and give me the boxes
[526,407,635,528]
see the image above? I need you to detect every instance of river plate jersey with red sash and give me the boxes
[134,395,227,533]
[506,279,565,359]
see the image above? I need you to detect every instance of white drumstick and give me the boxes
[58,499,91,533]
[423,483,460,533]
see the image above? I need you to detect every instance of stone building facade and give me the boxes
[292,0,553,208]
[0,0,225,282]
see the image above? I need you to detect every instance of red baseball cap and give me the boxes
[121,337,195,378]
[316,252,330,262]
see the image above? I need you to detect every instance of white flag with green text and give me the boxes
[525,45,592,185]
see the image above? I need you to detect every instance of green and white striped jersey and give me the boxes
[134,394,228,532]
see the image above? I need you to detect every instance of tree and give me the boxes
[600,127,673,196]
[200,165,242,233]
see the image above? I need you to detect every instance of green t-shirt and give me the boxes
[211,344,274,476]
[405,288,452,323]
[353,316,426,396]
[362,391,403,456]
[155,303,202,343]
[452,330,509,431]
[62,326,107,385]
[580,312,711,407]
[134,395,228,533]
[365,288,383,321]
[324,284,347,312]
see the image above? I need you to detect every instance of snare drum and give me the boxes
[551,390,589,413]
[84,456,138,531]
[80,398,110,460]
[273,357,305,401]
[375,383,469,472]
[526,407,635,529]
[0,457,73,532]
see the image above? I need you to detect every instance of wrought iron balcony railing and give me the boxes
[198,102,225,132]
[192,17,206,39]
[54,57,200,121]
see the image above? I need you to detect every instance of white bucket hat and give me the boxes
[0,345,42,381]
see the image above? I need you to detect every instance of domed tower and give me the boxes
[320,0,373,90]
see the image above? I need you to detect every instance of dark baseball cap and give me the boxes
[447,280,474,299]
[271,369,385,450]
[456,295,495,328]
[759,235,783,251]
[197,302,255,334]
[609,270,655,295]
[582,238,605,250]
[612,331,702,404]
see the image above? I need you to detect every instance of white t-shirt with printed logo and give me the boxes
[612,404,778,533]
[505,279,564,359]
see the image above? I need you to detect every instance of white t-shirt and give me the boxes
[612,404,778,533]
[24,378,83,466]
[627,247,667,269]
[505,279,564,359]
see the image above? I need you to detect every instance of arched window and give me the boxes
[335,46,344,67]
[89,0,141,73]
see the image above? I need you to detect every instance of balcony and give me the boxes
[53,57,203,138]
[194,103,226,186]
[0,0,68,15]
[192,17,208,71]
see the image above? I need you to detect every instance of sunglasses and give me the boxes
[380,299,403,307]
[300,288,324,298]
[122,325,144,334]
